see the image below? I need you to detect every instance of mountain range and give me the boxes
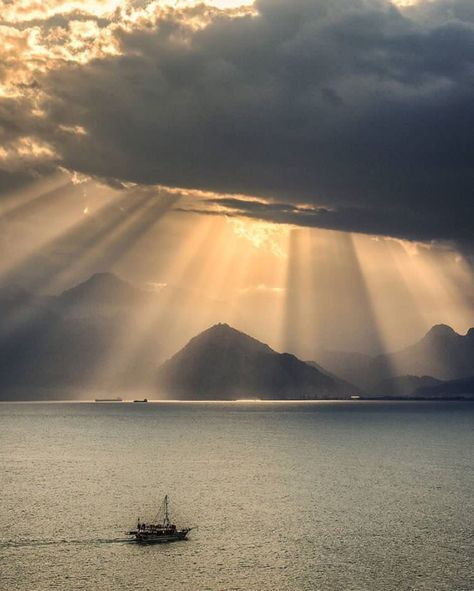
[0,272,472,400]
[0,273,231,395]
[315,324,474,393]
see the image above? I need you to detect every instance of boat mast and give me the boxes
[164,495,170,526]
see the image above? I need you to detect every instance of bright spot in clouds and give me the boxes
[228,218,289,259]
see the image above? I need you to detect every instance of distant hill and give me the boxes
[156,323,359,400]
[58,272,149,313]
[311,349,375,390]
[314,324,474,390]
[0,295,124,391]
[0,274,161,395]
[374,324,474,382]
[306,360,362,395]
[369,375,444,398]
[413,376,474,399]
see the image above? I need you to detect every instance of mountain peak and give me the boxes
[424,324,458,339]
[79,272,130,289]
[202,322,247,338]
[60,272,144,305]
[206,322,232,332]
[185,322,273,355]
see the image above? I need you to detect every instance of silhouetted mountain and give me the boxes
[0,301,121,391]
[374,324,474,382]
[306,360,362,394]
[1,273,471,403]
[0,274,156,396]
[58,272,149,314]
[370,375,443,398]
[156,323,359,400]
[0,275,259,398]
[0,285,54,321]
[311,349,375,390]
[413,376,474,399]
[315,324,474,390]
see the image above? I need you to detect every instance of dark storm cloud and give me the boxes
[178,194,471,242]
[5,0,474,244]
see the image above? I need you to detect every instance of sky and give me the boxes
[0,0,473,357]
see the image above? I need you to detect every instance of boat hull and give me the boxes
[135,534,187,544]
[129,529,191,544]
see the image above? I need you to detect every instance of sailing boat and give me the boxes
[128,495,194,544]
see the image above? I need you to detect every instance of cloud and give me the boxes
[0,0,123,22]
[178,193,473,243]
[226,216,288,257]
[1,0,474,246]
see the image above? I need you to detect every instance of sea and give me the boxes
[0,401,473,591]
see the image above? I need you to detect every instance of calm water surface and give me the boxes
[1,401,473,591]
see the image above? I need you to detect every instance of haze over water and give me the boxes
[1,401,473,591]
